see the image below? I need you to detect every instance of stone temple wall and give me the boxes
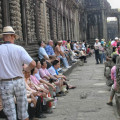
[0,0,84,58]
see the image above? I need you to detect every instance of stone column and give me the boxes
[101,10,107,40]
[74,9,79,41]
[39,1,45,41]
[0,1,2,33]
[43,0,48,42]
[2,0,10,26]
[49,8,53,40]
[117,16,120,38]
[21,0,28,43]
[9,0,23,42]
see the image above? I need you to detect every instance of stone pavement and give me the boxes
[0,56,119,120]
[43,56,120,120]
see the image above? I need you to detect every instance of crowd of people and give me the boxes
[0,26,93,120]
[96,37,120,106]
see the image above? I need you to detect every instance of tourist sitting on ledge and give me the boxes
[55,41,70,69]
[107,54,119,106]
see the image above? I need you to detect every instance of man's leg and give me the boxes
[14,79,29,120]
[107,85,115,106]
[0,81,17,120]
[101,53,103,64]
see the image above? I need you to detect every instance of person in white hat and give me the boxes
[111,37,118,47]
[0,26,36,120]
[94,38,101,64]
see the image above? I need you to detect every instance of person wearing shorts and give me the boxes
[0,26,36,120]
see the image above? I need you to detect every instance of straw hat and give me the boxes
[58,40,62,43]
[0,26,19,40]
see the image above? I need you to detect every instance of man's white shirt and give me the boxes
[0,44,33,80]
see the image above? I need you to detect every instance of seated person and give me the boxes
[24,68,53,116]
[0,96,7,119]
[45,40,56,60]
[73,41,80,55]
[38,41,49,60]
[79,48,87,63]
[67,40,77,62]
[55,41,70,68]
[39,58,65,95]
[35,60,56,90]
[48,60,76,89]
[86,46,92,56]
[107,54,119,106]
[38,41,53,69]
[61,40,72,62]
[111,47,118,57]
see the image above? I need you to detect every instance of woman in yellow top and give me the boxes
[67,40,71,50]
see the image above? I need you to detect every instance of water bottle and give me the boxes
[54,97,58,107]
[30,103,34,107]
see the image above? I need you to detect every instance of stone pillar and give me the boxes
[9,0,23,42]
[0,1,2,33]
[101,10,107,40]
[2,0,10,26]
[21,0,28,43]
[43,0,48,42]
[74,9,80,41]
[46,6,51,40]
[65,18,68,40]
[117,16,120,38]
[39,1,46,42]
[57,14,62,40]
[25,0,37,43]
[49,8,57,41]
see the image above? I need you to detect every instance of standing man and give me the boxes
[94,38,101,64]
[0,26,36,120]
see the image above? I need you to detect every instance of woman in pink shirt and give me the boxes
[30,67,49,94]
[112,37,118,47]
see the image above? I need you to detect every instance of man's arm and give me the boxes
[24,60,36,72]
[40,79,56,91]
[44,55,49,60]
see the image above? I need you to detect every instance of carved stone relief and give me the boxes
[25,0,37,43]
[9,0,23,41]
[46,7,51,40]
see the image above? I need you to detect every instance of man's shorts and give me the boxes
[0,78,28,120]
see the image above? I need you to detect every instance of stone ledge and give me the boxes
[115,93,120,116]
[63,60,84,76]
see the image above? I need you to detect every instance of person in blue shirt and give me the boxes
[45,40,56,60]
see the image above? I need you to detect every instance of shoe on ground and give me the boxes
[52,105,56,109]
[69,85,76,89]
[45,97,54,102]
[56,93,63,97]
[66,66,71,69]
[44,108,53,114]
[106,102,113,106]
[57,68,62,72]
[36,114,46,118]
[60,91,66,96]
